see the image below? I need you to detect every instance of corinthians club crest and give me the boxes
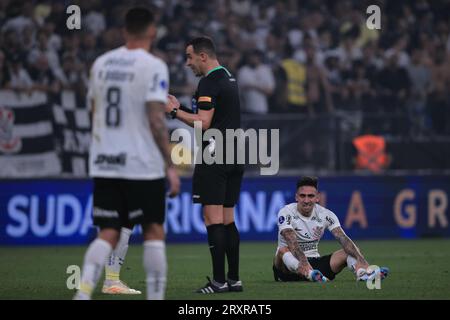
[0,107,22,154]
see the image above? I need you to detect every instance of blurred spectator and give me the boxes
[276,46,308,114]
[82,0,106,37]
[2,29,25,63]
[28,54,59,93]
[217,48,241,76]
[385,36,410,68]
[4,53,33,92]
[165,44,196,107]
[345,60,376,111]
[376,53,410,114]
[157,20,185,53]
[28,30,62,80]
[406,48,431,135]
[42,20,62,53]
[305,45,334,114]
[33,0,52,26]
[428,46,450,135]
[60,54,88,91]
[2,0,35,37]
[237,50,275,114]
[0,50,7,87]
[79,33,101,68]
[230,0,253,17]
[324,55,346,109]
[240,16,268,51]
[264,30,284,66]
[21,25,35,51]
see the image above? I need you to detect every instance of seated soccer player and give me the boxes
[273,176,389,282]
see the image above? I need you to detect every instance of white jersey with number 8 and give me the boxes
[88,46,169,180]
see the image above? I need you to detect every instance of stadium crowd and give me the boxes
[1,0,449,137]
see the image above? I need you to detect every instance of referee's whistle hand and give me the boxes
[166,166,181,198]
[165,94,180,113]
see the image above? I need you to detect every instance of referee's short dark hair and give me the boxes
[186,36,216,58]
[125,7,154,35]
[296,176,319,190]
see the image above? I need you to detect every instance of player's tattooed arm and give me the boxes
[281,229,313,276]
[331,227,369,266]
[147,101,173,168]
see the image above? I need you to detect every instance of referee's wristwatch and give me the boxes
[169,107,178,119]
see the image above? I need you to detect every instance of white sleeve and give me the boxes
[145,60,169,104]
[87,62,96,103]
[325,210,341,231]
[278,207,294,233]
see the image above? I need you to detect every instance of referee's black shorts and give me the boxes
[92,178,165,230]
[272,254,337,281]
[192,163,244,207]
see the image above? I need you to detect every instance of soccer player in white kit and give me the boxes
[273,177,389,282]
[74,7,180,300]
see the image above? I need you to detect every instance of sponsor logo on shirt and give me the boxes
[326,216,335,225]
[299,241,318,252]
[312,226,324,240]
[94,153,126,166]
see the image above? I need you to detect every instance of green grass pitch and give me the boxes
[1,239,450,300]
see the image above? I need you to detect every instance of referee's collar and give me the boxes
[206,66,231,77]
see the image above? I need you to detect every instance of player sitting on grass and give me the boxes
[273,176,389,282]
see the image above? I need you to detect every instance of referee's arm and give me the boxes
[166,94,214,130]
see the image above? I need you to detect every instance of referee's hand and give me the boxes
[165,94,180,113]
[166,166,181,198]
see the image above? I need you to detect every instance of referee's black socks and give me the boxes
[206,224,227,284]
[225,222,240,281]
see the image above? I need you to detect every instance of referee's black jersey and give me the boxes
[193,66,241,134]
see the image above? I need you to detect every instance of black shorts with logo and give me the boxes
[272,254,337,281]
[192,163,244,207]
[93,178,165,230]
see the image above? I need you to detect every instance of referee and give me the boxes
[165,36,244,294]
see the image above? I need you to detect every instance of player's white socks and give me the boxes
[347,255,366,279]
[346,255,357,272]
[74,238,112,300]
[282,252,300,273]
[143,240,167,300]
[105,227,132,282]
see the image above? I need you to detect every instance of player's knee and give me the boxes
[143,223,165,241]
[331,249,348,273]
[98,228,120,248]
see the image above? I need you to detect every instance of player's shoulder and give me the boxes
[92,46,124,65]
[199,74,214,86]
[314,204,339,226]
[314,203,335,216]
[138,51,168,70]
[278,203,298,216]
